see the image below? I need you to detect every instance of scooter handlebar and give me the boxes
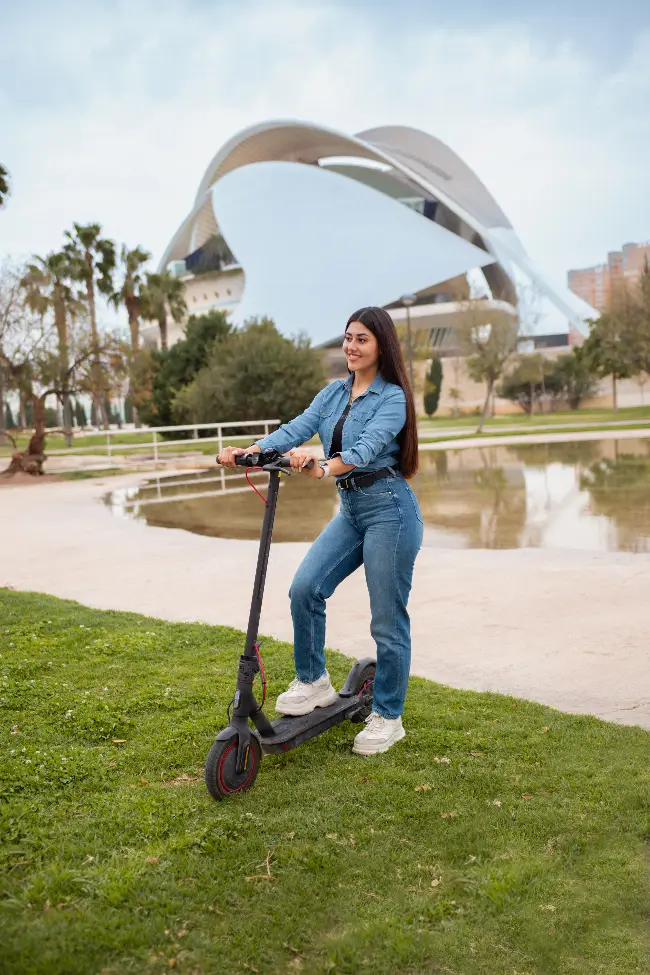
[231,451,315,470]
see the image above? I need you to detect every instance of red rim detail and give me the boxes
[217,742,257,794]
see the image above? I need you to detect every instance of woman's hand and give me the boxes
[289,448,324,478]
[218,445,261,469]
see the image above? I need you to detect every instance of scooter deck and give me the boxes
[257,694,366,755]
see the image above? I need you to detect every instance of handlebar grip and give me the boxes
[230,452,315,470]
[233,453,260,467]
[277,457,314,469]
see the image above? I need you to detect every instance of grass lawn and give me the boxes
[1,590,648,975]
[418,405,650,431]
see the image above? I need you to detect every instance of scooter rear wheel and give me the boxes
[205,734,261,801]
[352,661,376,722]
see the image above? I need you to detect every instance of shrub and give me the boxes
[175,317,325,428]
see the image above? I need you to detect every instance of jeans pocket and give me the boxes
[405,484,424,524]
[356,480,393,498]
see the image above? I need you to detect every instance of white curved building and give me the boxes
[153,120,594,355]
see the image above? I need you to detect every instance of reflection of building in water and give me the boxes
[417,450,527,549]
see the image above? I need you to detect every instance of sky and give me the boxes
[2,0,650,302]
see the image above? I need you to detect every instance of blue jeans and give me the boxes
[288,476,423,719]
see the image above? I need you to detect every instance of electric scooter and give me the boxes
[204,449,376,801]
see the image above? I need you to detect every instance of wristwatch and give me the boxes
[319,462,330,478]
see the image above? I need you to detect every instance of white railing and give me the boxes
[108,468,278,510]
[42,420,280,462]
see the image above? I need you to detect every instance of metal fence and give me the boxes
[42,419,280,463]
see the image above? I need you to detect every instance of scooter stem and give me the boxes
[243,468,281,658]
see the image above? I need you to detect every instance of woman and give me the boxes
[218,306,423,756]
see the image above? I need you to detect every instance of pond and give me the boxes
[106,438,650,554]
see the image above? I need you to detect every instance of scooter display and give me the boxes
[205,449,376,801]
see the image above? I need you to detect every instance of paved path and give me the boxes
[2,472,649,730]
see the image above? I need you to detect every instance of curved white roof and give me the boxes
[159,118,594,333]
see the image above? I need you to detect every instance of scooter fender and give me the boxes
[215,723,263,775]
[338,657,376,697]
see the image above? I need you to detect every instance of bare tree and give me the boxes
[455,298,519,432]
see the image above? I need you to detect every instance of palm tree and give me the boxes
[110,246,151,427]
[112,245,151,352]
[21,252,81,447]
[64,223,116,427]
[0,165,9,209]
[140,271,187,351]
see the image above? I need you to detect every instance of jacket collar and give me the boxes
[343,371,387,396]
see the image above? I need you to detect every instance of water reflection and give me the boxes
[106,438,650,553]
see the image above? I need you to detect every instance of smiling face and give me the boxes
[343,320,380,374]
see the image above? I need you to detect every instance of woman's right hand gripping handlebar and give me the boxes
[218,444,261,469]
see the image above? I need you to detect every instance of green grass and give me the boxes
[419,421,650,447]
[1,590,648,974]
[419,405,650,430]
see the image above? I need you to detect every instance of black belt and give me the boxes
[337,468,397,492]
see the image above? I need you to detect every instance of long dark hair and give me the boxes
[346,306,419,479]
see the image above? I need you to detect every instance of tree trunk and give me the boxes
[127,301,141,426]
[476,378,493,434]
[2,394,47,476]
[158,314,168,351]
[19,389,27,429]
[85,256,109,430]
[54,284,73,447]
[612,373,618,412]
[0,364,6,446]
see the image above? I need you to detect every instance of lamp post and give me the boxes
[400,293,417,389]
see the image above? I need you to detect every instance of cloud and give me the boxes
[1,0,649,302]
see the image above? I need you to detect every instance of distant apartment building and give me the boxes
[568,241,650,311]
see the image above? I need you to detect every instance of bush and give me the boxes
[175,317,326,428]
[137,311,232,431]
[498,355,551,414]
[499,349,599,413]
[423,357,443,416]
[548,349,598,410]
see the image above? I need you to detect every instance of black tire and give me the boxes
[205,734,262,801]
[351,662,376,722]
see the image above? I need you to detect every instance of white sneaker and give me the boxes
[275,671,339,716]
[352,712,406,756]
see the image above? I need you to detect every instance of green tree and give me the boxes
[455,302,519,432]
[0,165,9,209]
[111,245,151,426]
[423,356,443,416]
[548,348,598,410]
[21,252,82,446]
[140,271,187,351]
[628,262,650,379]
[582,280,641,411]
[4,402,16,428]
[111,245,151,352]
[137,310,232,428]
[498,353,549,415]
[74,399,87,427]
[176,317,325,427]
[64,223,117,428]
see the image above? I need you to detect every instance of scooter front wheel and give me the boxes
[205,734,262,801]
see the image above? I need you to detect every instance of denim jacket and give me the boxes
[254,372,406,479]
